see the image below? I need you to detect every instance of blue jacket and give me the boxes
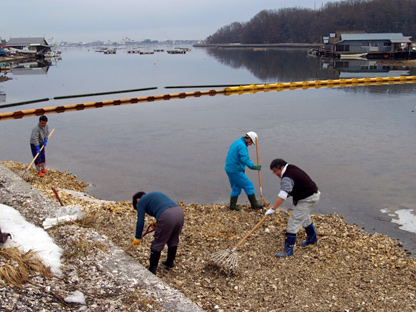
[224,137,254,173]
[135,191,178,239]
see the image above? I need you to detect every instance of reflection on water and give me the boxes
[0,57,62,103]
[10,57,60,76]
[323,59,413,78]
[206,48,339,81]
[207,46,416,80]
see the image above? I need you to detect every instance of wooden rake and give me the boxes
[208,214,269,275]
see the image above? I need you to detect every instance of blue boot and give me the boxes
[301,223,317,247]
[275,233,296,258]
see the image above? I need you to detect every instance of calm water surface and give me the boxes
[1,47,415,254]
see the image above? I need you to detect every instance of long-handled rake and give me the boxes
[208,214,269,275]
[20,128,55,181]
[255,136,264,208]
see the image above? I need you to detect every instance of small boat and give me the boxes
[104,49,116,54]
[167,50,186,54]
[340,53,368,60]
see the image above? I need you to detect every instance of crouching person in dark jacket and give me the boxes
[131,191,184,275]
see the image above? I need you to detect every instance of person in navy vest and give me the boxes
[266,158,320,258]
[131,191,184,275]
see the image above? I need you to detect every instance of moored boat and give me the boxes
[340,53,368,60]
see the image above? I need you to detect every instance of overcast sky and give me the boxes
[2,0,342,43]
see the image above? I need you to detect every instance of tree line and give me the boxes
[205,0,416,44]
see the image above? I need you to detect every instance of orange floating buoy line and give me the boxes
[1,76,415,121]
[0,89,226,121]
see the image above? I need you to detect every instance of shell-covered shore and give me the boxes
[1,161,416,311]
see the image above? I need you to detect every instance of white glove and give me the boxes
[265,208,275,215]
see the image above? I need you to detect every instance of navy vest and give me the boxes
[283,165,318,205]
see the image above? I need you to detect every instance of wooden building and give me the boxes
[6,37,51,57]
[318,32,414,59]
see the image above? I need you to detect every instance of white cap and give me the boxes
[245,131,258,144]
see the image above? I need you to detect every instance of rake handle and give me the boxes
[51,187,64,206]
[235,214,269,250]
[25,128,55,171]
[255,137,263,205]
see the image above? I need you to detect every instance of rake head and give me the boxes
[207,247,239,275]
[19,170,34,182]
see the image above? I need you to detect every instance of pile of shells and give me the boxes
[1,161,416,311]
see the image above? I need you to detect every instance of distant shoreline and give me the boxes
[193,43,321,49]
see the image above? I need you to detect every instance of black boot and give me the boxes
[275,233,296,257]
[149,250,161,274]
[229,196,240,211]
[162,246,178,269]
[302,223,318,246]
[247,194,262,209]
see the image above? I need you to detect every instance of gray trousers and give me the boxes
[151,205,184,252]
[286,191,320,234]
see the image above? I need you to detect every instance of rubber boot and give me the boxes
[41,162,48,174]
[301,223,317,246]
[247,194,262,209]
[37,163,43,177]
[229,196,240,211]
[275,233,296,258]
[162,246,178,269]
[148,250,161,275]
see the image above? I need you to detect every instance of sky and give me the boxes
[1,0,343,43]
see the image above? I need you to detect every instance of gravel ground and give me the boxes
[1,161,416,312]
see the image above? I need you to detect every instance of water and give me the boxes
[1,47,416,254]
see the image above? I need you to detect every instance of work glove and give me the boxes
[250,164,261,171]
[265,208,275,215]
[35,145,41,154]
[131,238,141,248]
[43,138,48,147]
[151,222,157,229]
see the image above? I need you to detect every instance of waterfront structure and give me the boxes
[6,37,52,57]
[318,31,414,59]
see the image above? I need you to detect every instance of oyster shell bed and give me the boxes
[2,161,416,311]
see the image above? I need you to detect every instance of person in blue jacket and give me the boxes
[225,131,262,211]
[131,191,184,275]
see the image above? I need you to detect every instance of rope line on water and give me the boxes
[0,87,157,110]
[53,87,157,100]
[1,75,415,121]
[0,98,50,109]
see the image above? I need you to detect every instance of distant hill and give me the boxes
[206,0,416,44]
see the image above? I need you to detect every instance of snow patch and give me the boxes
[381,206,416,234]
[64,290,86,305]
[0,204,63,275]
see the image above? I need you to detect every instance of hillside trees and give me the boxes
[205,0,416,44]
